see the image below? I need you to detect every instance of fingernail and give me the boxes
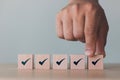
[85,50,91,56]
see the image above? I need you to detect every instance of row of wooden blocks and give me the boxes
[18,54,103,70]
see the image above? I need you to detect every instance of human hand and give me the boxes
[56,0,109,57]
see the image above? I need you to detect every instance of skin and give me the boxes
[56,0,109,57]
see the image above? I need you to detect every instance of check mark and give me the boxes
[39,58,48,65]
[74,58,83,65]
[56,58,65,66]
[92,58,101,65]
[21,58,31,65]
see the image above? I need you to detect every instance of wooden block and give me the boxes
[70,54,85,69]
[53,54,67,70]
[88,55,104,70]
[18,54,33,69]
[35,54,50,69]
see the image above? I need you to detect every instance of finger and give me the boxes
[85,10,100,57]
[73,14,85,42]
[62,10,75,41]
[96,12,109,58]
[56,13,64,39]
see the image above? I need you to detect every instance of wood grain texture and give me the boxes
[0,64,120,80]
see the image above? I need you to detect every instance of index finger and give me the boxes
[84,9,100,57]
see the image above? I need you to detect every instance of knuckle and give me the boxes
[65,37,74,41]
[57,33,64,39]
[74,32,84,40]
[85,27,97,35]
[62,9,71,20]
[64,34,74,41]
[63,8,70,15]
[73,15,80,22]
[71,4,80,16]
[85,3,94,10]
[72,3,79,8]
[65,36,74,41]
[56,13,61,20]
[85,3,98,12]
[72,4,79,12]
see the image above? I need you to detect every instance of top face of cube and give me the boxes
[18,54,33,69]
[88,55,103,70]
[52,55,67,69]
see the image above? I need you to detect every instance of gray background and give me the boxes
[0,0,119,63]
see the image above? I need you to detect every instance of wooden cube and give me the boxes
[35,54,50,69]
[70,54,85,69]
[18,54,33,69]
[53,54,67,70]
[88,55,104,70]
